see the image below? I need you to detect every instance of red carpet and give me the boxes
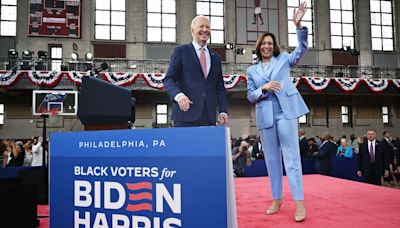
[38,174,400,227]
[235,174,400,227]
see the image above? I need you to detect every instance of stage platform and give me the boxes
[235,174,400,227]
[38,174,400,227]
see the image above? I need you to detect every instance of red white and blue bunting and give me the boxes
[223,75,246,90]
[27,71,63,87]
[292,77,300,87]
[364,79,389,92]
[302,77,331,92]
[393,79,400,88]
[102,72,137,87]
[142,73,165,89]
[0,70,21,87]
[333,78,361,92]
[0,71,399,93]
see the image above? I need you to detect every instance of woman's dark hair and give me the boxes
[254,32,281,61]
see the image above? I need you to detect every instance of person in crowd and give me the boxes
[382,131,397,184]
[31,136,44,166]
[357,129,389,186]
[307,138,319,157]
[250,137,264,160]
[354,136,364,154]
[164,15,228,127]
[313,132,337,175]
[6,140,25,167]
[299,129,308,158]
[349,133,359,154]
[23,139,33,166]
[246,1,308,222]
[252,0,264,25]
[315,135,322,148]
[232,140,252,177]
[336,138,353,159]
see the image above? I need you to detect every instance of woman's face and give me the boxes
[260,35,275,61]
[340,139,347,147]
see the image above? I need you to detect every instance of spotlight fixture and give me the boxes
[8,49,18,58]
[225,43,234,50]
[22,50,33,60]
[342,45,360,56]
[235,48,246,55]
[85,52,93,61]
[37,50,48,60]
[71,52,79,61]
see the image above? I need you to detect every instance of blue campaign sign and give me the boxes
[50,126,237,228]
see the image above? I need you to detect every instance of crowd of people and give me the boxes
[232,130,400,187]
[0,137,47,168]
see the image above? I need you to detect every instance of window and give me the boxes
[382,105,389,124]
[0,104,4,124]
[370,0,394,51]
[49,45,62,71]
[330,0,354,49]
[156,104,168,124]
[147,0,176,42]
[341,105,349,124]
[287,0,314,47]
[196,0,224,44]
[95,0,125,40]
[298,114,307,124]
[0,0,17,36]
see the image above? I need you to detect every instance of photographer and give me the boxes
[232,140,252,177]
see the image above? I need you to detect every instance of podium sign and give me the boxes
[50,127,237,228]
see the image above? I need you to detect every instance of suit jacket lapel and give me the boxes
[189,43,203,75]
[207,47,216,79]
[267,57,277,80]
[256,57,278,82]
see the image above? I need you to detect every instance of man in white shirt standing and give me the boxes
[31,136,43,166]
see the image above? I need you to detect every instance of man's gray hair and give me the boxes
[190,15,209,28]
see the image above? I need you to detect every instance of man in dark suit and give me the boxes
[298,129,308,158]
[313,132,337,175]
[357,130,389,185]
[382,131,396,183]
[164,16,229,127]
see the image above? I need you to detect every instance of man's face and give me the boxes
[33,138,38,145]
[191,17,211,45]
[384,132,391,138]
[367,131,376,141]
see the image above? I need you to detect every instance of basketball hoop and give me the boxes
[48,110,59,117]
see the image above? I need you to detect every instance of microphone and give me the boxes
[90,62,109,76]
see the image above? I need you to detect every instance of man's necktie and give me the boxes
[369,142,374,163]
[200,47,207,78]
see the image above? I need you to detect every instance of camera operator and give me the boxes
[232,140,252,177]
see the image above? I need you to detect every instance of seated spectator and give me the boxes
[336,138,353,159]
[232,140,252,177]
[307,138,319,157]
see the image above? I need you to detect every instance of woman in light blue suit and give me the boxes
[247,1,309,222]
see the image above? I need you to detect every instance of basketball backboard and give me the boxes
[32,90,78,116]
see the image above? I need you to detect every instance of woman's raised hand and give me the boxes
[293,1,308,28]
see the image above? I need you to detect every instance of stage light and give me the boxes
[235,48,246,55]
[71,52,79,61]
[38,50,48,60]
[85,52,93,61]
[225,43,234,50]
[8,49,18,58]
[22,50,33,60]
